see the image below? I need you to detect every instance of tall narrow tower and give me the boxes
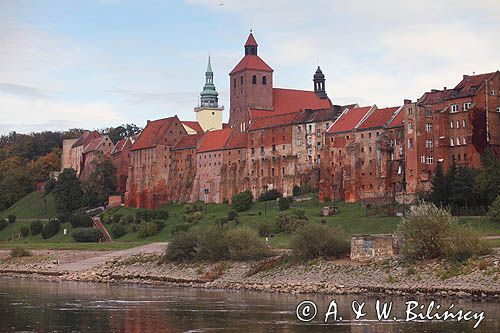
[229,32,274,130]
[195,57,224,131]
[313,66,327,99]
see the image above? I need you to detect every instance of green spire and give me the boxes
[200,56,219,108]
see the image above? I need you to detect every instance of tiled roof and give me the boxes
[224,130,248,149]
[182,121,204,134]
[386,107,404,128]
[245,33,258,47]
[172,133,205,150]
[111,138,127,155]
[131,116,178,151]
[358,106,400,130]
[83,137,103,154]
[250,88,332,118]
[230,55,273,75]
[293,107,337,124]
[72,130,100,148]
[327,106,374,134]
[447,72,497,99]
[197,128,233,153]
[248,112,298,130]
[418,89,451,105]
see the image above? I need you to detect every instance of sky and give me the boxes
[1,0,500,135]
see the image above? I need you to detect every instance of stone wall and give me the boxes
[350,234,394,262]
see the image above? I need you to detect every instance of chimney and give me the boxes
[443,87,447,90]
[403,99,412,105]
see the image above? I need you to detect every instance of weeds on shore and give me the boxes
[9,246,31,257]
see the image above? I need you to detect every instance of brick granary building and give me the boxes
[62,32,500,208]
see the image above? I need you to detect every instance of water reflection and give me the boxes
[0,277,498,332]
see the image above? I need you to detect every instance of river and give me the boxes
[0,277,498,332]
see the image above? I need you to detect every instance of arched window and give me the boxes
[262,76,267,85]
[252,75,257,84]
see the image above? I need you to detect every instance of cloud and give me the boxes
[0,83,51,99]
[107,88,196,105]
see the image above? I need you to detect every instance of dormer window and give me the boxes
[451,104,459,113]
[463,102,471,111]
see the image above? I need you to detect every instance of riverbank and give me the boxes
[1,244,499,299]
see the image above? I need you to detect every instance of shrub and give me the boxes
[291,223,350,260]
[110,224,126,239]
[227,210,238,221]
[20,226,30,238]
[29,220,43,236]
[155,210,169,220]
[291,209,307,220]
[259,189,282,202]
[151,219,166,230]
[171,223,191,235]
[138,222,159,238]
[8,215,16,223]
[0,219,7,231]
[69,214,93,228]
[164,231,199,262]
[227,227,271,260]
[231,190,253,212]
[10,246,31,257]
[57,213,71,224]
[120,215,134,225]
[72,228,103,242]
[396,203,455,260]
[196,227,229,261]
[257,220,276,237]
[136,210,155,222]
[445,226,491,262]
[41,220,61,239]
[291,219,307,232]
[215,217,228,226]
[278,197,290,210]
[192,211,203,222]
[111,213,123,224]
[293,185,301,196]
[487,195,500,224]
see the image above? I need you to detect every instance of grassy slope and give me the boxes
[0,191,57,219]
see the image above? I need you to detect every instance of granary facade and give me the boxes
[80,135,114,181]
[62,31,499,208]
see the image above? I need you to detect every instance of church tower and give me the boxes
[313,66,328,99]
[229,32,274,130]
[194,56,224,131]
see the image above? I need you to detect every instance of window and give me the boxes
[425,139,433,149]
[451,104,459,113]
[251,147,255,155]
[463,120,466,128]
[240,76,243,85]
[272,144,276,152]
[297,139,302,146]
[462,137,467,145]
[456,120,460,129]
[325,122,330,129]
[425,108,432,117]
[450,138,454,146]
[271,168,275,177]
[456,137,460,146]
[463,102,471,111]
[408,122,413,131]
[262,76,267,85]
[233,78,236,87]
[491,90,497,96]
[408,107,413,116]
[496,106,500,113]
[450,121,453,129]
[260,146,264,153]
[316,129,321,136]
[426,156,434,164]
[408,139,413,149]
[425,123,432,132]
[307,136,312,145]
[420,155,426,163]
[252,75,257,84]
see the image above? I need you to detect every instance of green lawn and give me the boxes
[0,191,57,219]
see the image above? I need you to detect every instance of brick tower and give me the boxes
[229,32,274,130]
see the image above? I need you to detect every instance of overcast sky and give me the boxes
[1,0,499,135]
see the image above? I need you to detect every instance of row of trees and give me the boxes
[427,150,500,209]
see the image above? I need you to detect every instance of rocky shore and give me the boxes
[1,246,499,299]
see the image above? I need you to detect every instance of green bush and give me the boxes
[69,214,93,228]
[192,211,203,221]
[111,213,123,224]
[215,217,228,226]
[445,226,491,262]
[278,197,290,210]
[171,223,191,235]
[41,220,60,239]
[0,219,7,231]
[293,185,301,196]
[155,210,169,220]
[291,209,307,220]
[291,223,350,260]
[259,189,282,202]
[227,227,271,260]
[151,219,166,230]
[8,214,16,223]
[30,220,43,236]
[20,226,30,238]
[10,246,31,257]
[257,220,277,237]
[396,203,455,260]
[138,222,159,238]
[227,210,238,221]
[231,190,253,212]
[196,226,230,261]
[110,224,126,239]
[487,195,500,224]
[72,228,103,242]
[291,219,308,232]
[57,213,71,224]
[164,231,199,262]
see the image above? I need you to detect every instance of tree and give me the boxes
[449,166,479,208]
[53,168,84,214]
[231,190,253,212]
[429,163,447,205]
[475,149,500,206]
[87,153,116,204]
[104,124,142,143]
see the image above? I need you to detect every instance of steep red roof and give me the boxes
[449,72,497,99]
[182,121,204,134]
[224,130,248,149]
[245,33,258,47]
[173,133,205,150]
[197,128,233,153]
[293,108,338,124]
[386,107,404,128]
[230,55,273,75]
[248,112,298,131]
[111,138,127,154]
[358,106,400,130]
[83,137,103,154]
[418,89,451,105]
[131,116,178,151]
[72,130,101,148]
[328,106,374,134]
[250,88,332,118]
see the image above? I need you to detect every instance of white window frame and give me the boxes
[450,138,454,146]
[456,137,460,146]
[463,102,471,111]
[450,121,453,129]
[451,104,459,113]
[425,123,432,132]
[463,137,467,145]
[426,156,434,164]
[420,155,426,163]
[462,120,466,128]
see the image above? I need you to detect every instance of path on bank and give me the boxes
[56,242,168,273]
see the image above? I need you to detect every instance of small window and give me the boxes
[408,122,413,131]
[451,104,459,113]
[233,78,236,87]
[496,106,500,113]
[462,137,467,145]
[425,123,432,132]
[456,120,460,128]
[408,108,413,116]
[463,120,466,128]
[252,75,257,84]
[262,76,267,85]
[463,102,471,111]
[450,138,454,146]
[425,108,432,117]
[240,76,243,85]
[450,121,453,129]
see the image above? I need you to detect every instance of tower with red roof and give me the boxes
[229,32,274,130]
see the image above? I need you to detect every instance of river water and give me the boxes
[0,277,498,332]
